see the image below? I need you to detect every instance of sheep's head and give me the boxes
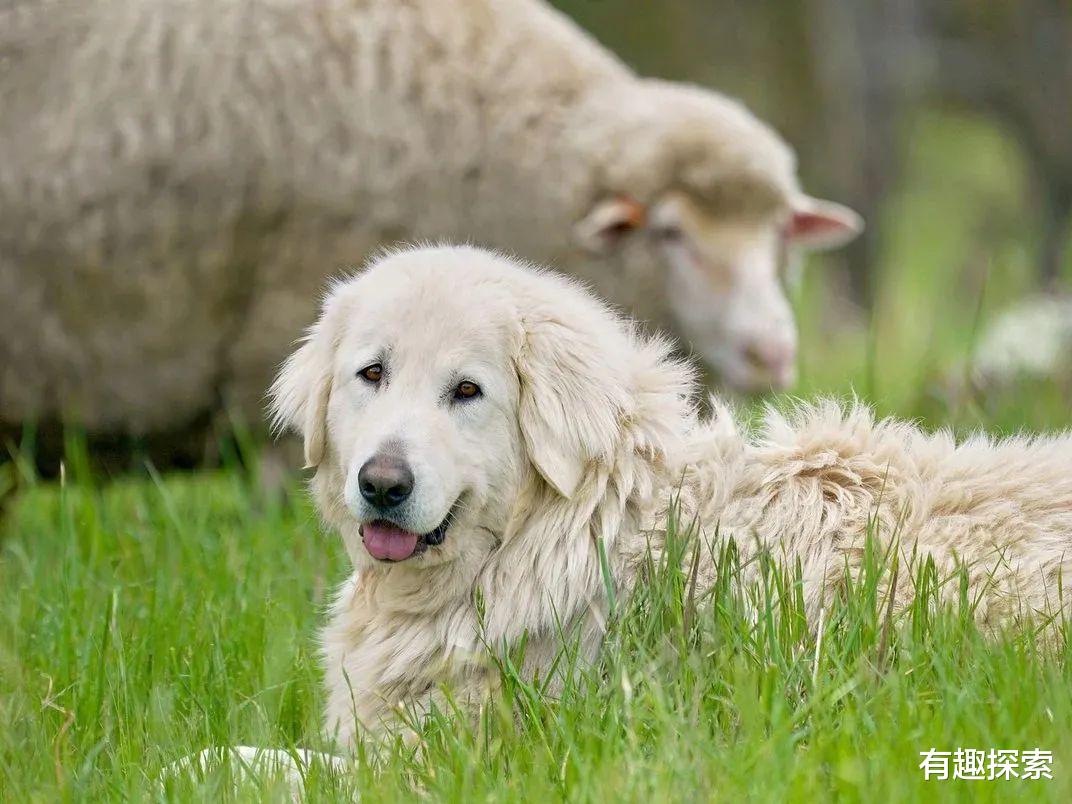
[571,80,862,392]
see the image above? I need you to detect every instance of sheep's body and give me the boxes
[970,294,1072,384]
[0,0,804,440]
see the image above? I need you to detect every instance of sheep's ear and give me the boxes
[269,317,336,469]
[515,318,628,498]
[786,195,863,251]
[573,195,647,254]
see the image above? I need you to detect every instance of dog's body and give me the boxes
[270,246,1072,746]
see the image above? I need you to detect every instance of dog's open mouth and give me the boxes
[360,507,455,562]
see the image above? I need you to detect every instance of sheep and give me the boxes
[932,294,1072,420]
[0,0,862,457]
[970,294,1072,385]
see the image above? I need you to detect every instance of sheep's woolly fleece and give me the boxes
[971,294,1072,382]
[2,0,806,436]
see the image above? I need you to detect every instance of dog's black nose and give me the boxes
[358,453,414,509]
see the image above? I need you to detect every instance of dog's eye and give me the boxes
[453,380,481,400]
[358,363,383,383]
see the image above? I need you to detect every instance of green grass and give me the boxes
[3,451,1072,802]
[2,107,1071,801]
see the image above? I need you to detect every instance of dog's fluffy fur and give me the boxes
[271,245,1072,746]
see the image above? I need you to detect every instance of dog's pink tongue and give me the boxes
[362,522,420,561]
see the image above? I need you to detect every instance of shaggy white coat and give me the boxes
[266,246,1072,748]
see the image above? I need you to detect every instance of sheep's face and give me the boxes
[574,191,861,393]
[653,192,798,391]
[568,79,862,391]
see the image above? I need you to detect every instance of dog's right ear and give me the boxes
[269,310,337,469]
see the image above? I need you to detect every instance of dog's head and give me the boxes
[270,246,694,572]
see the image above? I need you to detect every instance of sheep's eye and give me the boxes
[454,380,481,401]
[654,225,683,243]
[605,220,635,238]
[358,363,383,383]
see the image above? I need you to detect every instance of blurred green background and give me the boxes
[554,0,1072,430]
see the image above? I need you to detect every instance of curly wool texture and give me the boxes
[0,0,799,435]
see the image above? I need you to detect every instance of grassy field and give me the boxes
[2,109,1071,801]
[4,446,1072,802]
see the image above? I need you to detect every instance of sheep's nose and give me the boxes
[358,453,414,509]
[742,338,796,388]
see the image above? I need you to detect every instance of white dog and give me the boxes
[266,245,1072,749]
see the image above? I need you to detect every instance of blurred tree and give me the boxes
[797,0,924,306]
[926,0,1072,287]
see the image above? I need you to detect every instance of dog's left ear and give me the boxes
[269,310,337,469]
[515,316,631,498]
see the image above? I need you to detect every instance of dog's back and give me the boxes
[680,400,1072,630]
